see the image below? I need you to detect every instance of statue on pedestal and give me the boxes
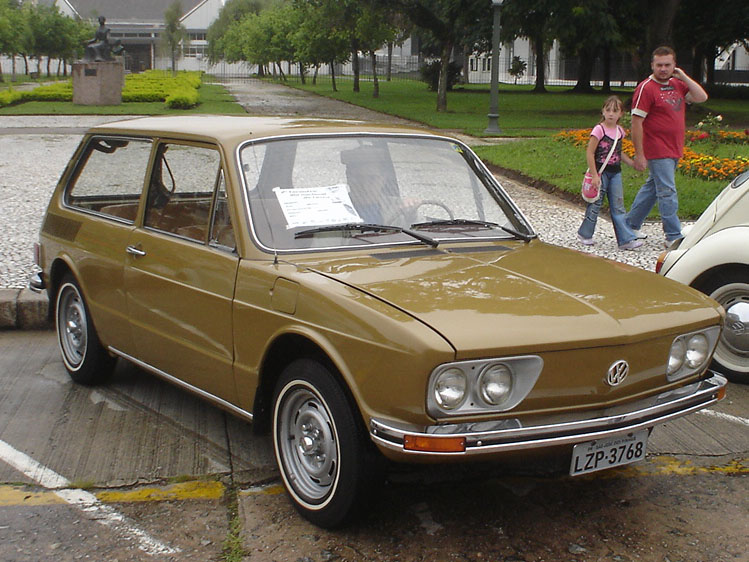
[83,16,124,62]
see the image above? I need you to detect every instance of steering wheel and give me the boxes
[388,199,455,225]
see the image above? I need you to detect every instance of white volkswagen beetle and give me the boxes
[657,170,749,383]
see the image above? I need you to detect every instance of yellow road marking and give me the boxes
[591,455,747,478]
[97,480,225,503]
[1,457,744,508]
[0,480,225,507]
[240,484,286,496]
[0,486,67,506]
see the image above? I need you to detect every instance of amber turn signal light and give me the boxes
[716,386,727,401]
[403,434,466,453]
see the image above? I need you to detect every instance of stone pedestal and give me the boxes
[72,60,124,105]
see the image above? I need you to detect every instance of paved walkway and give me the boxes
[0,79,670,328]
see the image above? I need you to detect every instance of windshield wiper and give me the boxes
[411,219,500,229]
[499,225,536,242]
[294,223,439,247]
[410,219,536,242]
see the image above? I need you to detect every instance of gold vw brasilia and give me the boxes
[32,116,726,527]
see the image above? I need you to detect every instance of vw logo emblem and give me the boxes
[606,360,629,386]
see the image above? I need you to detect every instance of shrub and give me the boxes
[26,81,72,101]
[419,60,461,92]
[704,84,749,100]
[123,70,203,107]
[165,87,199,109]
[0,88,24,107]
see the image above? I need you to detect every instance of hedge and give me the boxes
[0,70,202,108]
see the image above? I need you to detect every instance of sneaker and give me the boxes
[632,230,648,240]
[577,234,595,246]
[619,239,644,250]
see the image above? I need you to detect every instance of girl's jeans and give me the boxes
[625,158,683,241]
[578,170,636,245]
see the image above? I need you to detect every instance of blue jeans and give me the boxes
[578,170,636,246]
[626,158,683,241]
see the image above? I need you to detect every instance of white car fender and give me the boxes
[665,226,749,287]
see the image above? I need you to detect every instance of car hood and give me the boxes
[293,241,720,357]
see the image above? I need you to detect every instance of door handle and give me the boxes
[126,245,146,257]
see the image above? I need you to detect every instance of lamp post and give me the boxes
[485,0,503,134]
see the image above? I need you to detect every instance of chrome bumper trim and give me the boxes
[370,373,727,456]
[29,273,45,293]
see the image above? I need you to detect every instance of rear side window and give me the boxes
[66,137,152,222]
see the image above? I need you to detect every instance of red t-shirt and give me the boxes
[631,77,689,160]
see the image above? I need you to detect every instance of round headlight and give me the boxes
[479,364,513,406]
[434,368,467,410]
[686,333,709,369]
[667,338,686,375]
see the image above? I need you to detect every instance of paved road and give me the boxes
[0,330,747,561]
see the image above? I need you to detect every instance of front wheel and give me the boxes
[272,359,376,527]
[695,270,749,383]
[55,274,114,385]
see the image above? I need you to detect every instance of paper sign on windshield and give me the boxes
[273,184,362,229]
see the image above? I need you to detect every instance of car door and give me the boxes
[124,141,239,402]
[61,135,153,356]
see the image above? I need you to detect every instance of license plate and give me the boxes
[570,429,648,476]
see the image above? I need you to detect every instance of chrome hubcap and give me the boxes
[276,385,338,503]
[58,285,87,368]
[711,283,749,373]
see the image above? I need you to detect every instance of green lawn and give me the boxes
[289,77,749,137]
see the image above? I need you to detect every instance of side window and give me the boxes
[66,137,152,222]
[144,143,221,242]
[209,171,236,251]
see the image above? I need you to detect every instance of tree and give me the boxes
[290,0,351,92]
[674,0,749,84]
[163,0,187,76]
[501,0,554,93]
[554,0,619,92]
[0,0,23,81]
[508,56,526,84]
[382,0,492,111]
[206,0,264,65]
[355,2,398,98]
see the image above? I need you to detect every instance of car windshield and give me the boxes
[239,134,533,251]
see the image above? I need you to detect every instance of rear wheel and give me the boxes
[695,270,749,383]
[272,358,376,527]
[55,274,114,385]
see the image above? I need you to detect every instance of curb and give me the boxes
[0,289,53,330]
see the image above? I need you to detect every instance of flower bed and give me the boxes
[555,126,749,182]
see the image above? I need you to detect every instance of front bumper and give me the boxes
[29,272,46,293]
[370,373,727,457]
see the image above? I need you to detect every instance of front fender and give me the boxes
[663,226,749,286]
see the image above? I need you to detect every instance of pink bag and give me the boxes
[581,170,598,203]
[581,126,620,204]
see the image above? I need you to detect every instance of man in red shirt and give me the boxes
[626,46,708,244]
